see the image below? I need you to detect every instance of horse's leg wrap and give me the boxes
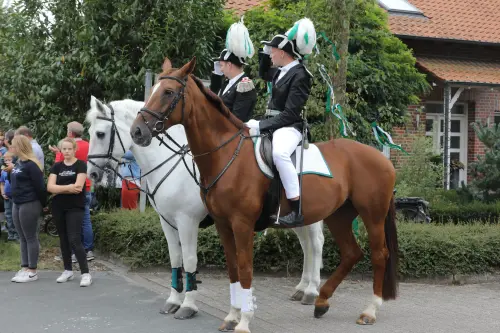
[172,267,184,293]
[186,271,199,292]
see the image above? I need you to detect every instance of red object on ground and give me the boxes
[121,179,139,210]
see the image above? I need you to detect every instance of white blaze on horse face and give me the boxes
[148,82,162,104]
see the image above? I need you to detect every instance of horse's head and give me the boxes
[131,57,196,147]
[86,96,138,183]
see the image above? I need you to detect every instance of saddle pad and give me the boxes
[250,128,333,179]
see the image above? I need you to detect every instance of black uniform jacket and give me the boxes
[258,63,312,133]
[209,73,257,123]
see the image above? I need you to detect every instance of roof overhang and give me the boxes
[416,56,500,87]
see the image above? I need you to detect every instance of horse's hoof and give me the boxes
[219,320,239,332]
[356,314,376,325]
[314,305,330,318]
[290,290,304,301]
[160,302,180,314]
[174,306,198,320]
[301,293,317,305]
[234,329,251,333]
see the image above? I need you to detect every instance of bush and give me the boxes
[93,209,500,278]
[430,201,500,224]
[396,136,443,199]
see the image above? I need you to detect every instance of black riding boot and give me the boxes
[277,199,304,227]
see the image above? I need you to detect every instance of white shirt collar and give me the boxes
[280,60,300,74]
[223,72,245,95]
[277,60,300,82]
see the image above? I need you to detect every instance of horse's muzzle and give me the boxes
[130,122,152,147]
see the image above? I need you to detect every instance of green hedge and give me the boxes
[430,201,500,224]
[93,209,500,278]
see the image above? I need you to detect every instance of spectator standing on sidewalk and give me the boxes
[47,137,92,287]
[49,121,94,261]
[9,135,46,283]
[1,151,18,241]
[15,126,44,170]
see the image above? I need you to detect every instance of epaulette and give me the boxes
[237,77,255,93]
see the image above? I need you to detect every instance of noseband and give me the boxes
[138,75,187,133]
[87,103,127,168]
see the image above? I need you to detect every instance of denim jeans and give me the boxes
[81,192,94,251]
[4,198,18,240]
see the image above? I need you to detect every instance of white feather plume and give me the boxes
[286,17,317,56]
[226,17,255,59]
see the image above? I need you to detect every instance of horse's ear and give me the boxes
[162,57,172,72]
[179,56,196,76]
[90,95,106,114]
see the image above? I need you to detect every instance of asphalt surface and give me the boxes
[0,271,222,333]
[1,268,500,333]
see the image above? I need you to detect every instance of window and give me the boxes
[378,0,423,15]
[425,103,465,115]
[495,111,500,125]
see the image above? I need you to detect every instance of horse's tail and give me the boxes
[382,194,399,301]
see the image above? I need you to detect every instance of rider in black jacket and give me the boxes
[245,18,317,227]
[209,19,257,123]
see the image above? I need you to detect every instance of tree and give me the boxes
[468,122,500,202]
[229,0,429,144]
[0,0,225,169]
[326,0,356,139]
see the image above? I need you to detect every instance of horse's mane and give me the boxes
[189,74,245,130]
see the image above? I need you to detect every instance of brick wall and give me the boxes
[391,105,426,168]
[468,88,500,163]
[392,87,500,174]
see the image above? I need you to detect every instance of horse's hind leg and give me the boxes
[174,217,201,319]
[158,217,183,315]
[356,196,398,325]
[314,202,362,318]
[291,221,325,305]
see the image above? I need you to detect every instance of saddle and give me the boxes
[251,128,311,232]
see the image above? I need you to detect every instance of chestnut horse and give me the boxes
[130,57,398,333]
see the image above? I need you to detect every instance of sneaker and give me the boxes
[56,270,74,283]
[80,273,92,287]
[16,271,38,283]
[11,269,26,282]
[86,251,95,261]
[72,254,77,263]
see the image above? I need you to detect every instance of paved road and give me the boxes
[0,271,222,333]
[1,267,500,333]
[138,270,500,333]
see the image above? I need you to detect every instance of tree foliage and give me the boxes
[0,0,224,169]
[468,122,500,202]
[228,0,429,144]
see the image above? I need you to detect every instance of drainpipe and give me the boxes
[443,83,451,190]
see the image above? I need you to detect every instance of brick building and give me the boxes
[226,0,500,189]
[384,0,500,189]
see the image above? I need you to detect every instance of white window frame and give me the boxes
[425,101,468,187]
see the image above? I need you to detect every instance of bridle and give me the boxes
[135,74,253,206]
[87,102,192,231]
[138,75,187,134]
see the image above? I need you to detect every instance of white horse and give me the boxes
[85,97,325,323]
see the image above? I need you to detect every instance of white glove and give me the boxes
[213,61,223,75]
[263,45,272,55]
[245,119,260,130]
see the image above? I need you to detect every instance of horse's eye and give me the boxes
[164,90,174,96]
[96,132,105,139]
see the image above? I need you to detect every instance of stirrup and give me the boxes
[277,210,304,227]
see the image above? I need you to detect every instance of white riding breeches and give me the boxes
[272,127,302,199]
